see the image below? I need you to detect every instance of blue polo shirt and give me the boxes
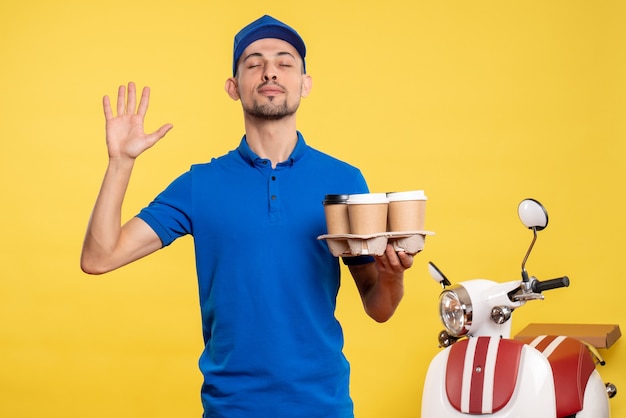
[137,132,373,418]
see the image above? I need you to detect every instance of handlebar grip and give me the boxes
[532,276,570,293]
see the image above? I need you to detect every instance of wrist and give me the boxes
[107,155,136,173]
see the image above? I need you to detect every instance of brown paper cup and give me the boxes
[323,194,351,235]
[387,191,427,232]
[347,193,389,235]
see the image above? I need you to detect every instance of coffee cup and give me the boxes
[347,193,389,235]
[323,194,351,235]
[386,190,427,232]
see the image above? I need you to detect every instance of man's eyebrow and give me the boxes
[242,52,263,62]
[276,51,296,59]
[242,51,296,62]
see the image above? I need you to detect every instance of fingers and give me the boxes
[397,251,414,269]
[126,82,137,115]
[102,82,171,146]
[142,123,174,151]
[136,86,150,117]
[116,84,126,115]
[111,82,141,116]
[103,95,113,120]
[377,245,414,271]
[154,123,174,140]
[102,82,155,123]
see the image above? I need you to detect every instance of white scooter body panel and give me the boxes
[576,370,610,418]
[422,343,557,417]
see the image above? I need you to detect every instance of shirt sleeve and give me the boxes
[136,171,193,247]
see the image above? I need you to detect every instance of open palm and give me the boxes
[103,82,172,159]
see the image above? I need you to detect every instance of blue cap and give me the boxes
[232,15,306,76]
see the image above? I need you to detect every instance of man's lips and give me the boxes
[258,84,285,95]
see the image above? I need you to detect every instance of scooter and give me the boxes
[421,198,617,417]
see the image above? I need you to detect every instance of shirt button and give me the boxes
[271,195,277,200]
[271,176,276,181]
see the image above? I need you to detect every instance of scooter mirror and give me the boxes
[518,198,549,231]
[428,261,452,288]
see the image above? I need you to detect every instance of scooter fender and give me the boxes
[422,337,557,417]
[577,370,611,418]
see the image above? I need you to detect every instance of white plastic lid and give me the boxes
[347,192,389,204]
[386,190,427,201]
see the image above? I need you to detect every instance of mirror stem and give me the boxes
[521,227,538,282]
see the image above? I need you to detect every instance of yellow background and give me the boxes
[1,1,624,417]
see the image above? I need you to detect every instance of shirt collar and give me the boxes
[237,131,307,167]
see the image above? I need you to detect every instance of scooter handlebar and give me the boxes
[531,276,570,293]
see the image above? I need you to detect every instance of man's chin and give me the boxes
[245,104,298,121]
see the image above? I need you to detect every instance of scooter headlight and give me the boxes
[439,285,472,337]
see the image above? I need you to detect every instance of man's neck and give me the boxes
[244,117,298,168]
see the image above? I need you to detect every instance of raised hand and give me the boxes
[102,82,173,159]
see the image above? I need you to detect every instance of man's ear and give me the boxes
[301,74,312,98]
[225,77,240,101]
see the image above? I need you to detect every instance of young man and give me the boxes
[81,15,415,418]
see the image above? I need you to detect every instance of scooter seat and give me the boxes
[521,335,596,417]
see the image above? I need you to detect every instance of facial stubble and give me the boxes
[244,96,300,120]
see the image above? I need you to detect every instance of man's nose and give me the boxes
[263,66,277,81]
